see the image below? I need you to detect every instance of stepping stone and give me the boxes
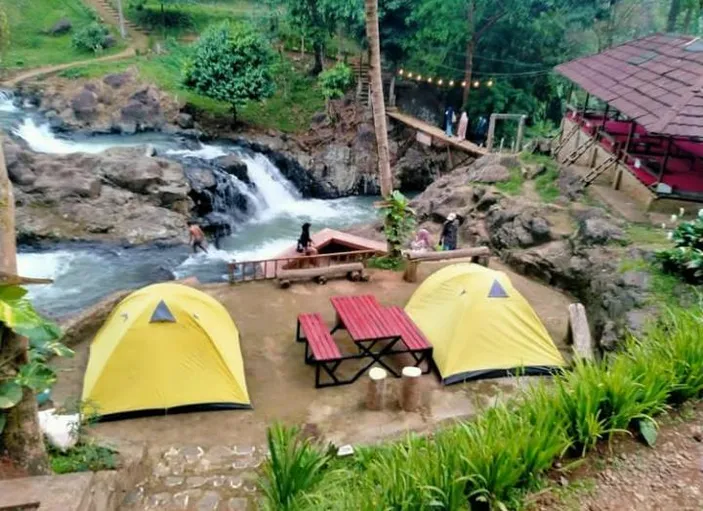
[205,445,235,468]
[232,458,250,470]
[233,445,255,456]
[196,490,222,511]
[180,446,205,464]
[122,486,145,507]
[227,497,249,510]
[164,476,183,488]
[227,475,243,490]
[209,475,227,488]
[152,462,170,478]
[145,492,172,509]
[186,476,208,488]
[173,489,203,510]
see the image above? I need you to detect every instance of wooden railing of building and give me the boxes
[227,249,379,284]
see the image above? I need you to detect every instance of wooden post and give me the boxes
[568,303,594,361]
[486,114,497,152]
[657,137,673,185]
[403,260,419,283]
[400,366,422,412]
[366,367,387,410]
[601,103,610,130]
[582,93,590,117]
[0,136,50,475]
[515,115,526,153]
[624,120,636,156]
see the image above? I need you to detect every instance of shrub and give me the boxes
[656,211,703,283]
[48,440,117,474]
[377,190,416,257]
[71,23,110,53]
[259,423,330,510]
[318,63,354,101]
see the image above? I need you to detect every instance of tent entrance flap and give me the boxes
[405,263,566,385]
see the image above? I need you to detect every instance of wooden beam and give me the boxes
[568,303,594,361]
[277,262,365,285]
[406,246,490,262]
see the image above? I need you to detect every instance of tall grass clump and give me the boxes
[261,306,702,510]
[259,423,330,510]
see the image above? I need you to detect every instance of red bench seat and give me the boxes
[297,313,342,361]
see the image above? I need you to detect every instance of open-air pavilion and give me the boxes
[554,33,703,210]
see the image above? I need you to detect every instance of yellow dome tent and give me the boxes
[405,264,566,384]
[82,283,251,418]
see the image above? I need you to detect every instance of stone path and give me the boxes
[122,444,266,511]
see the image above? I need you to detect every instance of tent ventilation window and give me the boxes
[488,280,509,298]
[150,300,176,323]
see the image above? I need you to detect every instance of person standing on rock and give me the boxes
[188,220,208,254]
[444,106,456,137]
[440,213,459,251]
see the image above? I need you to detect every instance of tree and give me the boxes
[0,7,9,74]
[282,0,336,74]
[183,23,276,123]
[319,63,355,119]
[365,0,392,197]
[116,0,126,39]
[0,139,50,476]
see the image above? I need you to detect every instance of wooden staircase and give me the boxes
[579,154,618,187]
[562,136,595,166]
[351,61,370,106]
[94,0,150,41]
[552,123,580,157]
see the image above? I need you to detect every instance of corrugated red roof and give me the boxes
[555,34,703,138]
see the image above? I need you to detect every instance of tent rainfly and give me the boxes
[405,263,566,384]
[82,283,251,419]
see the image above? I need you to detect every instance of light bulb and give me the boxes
[417,74,422,80]
[461,81,467,87]
[428,77,433,83]
[408,72,413,78]
[487,79,494,87]
[438,79,443,85]
[399,69,404,75]
[449,80,455,86]
[473,80,480,88]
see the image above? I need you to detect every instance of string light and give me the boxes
[396,68,499,90]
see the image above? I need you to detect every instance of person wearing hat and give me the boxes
[440,213,459,251]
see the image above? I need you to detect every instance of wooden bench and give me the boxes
[384,306,433,373]
[296,313,348,388]
[403,246,491,282]
[279,262,368,288]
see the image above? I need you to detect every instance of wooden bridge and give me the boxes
[387,110,488,158]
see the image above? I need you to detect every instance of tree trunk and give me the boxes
[0,136,50,475]
[311,40,324,75]
[364,0,392,197]
[389,73,396,108]
[116,0,126,39]
[683,4,694,32]
[462,0,476,109]
[667,0,682,31]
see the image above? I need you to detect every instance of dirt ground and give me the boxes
[530,402,703,510]
[50,259,573,452]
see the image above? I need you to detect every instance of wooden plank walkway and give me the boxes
[387,110,488,157]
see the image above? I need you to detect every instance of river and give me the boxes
[0,91,377,317]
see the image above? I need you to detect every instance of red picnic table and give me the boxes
[296,295,433,387]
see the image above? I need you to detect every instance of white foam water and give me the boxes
[0,90,17,113]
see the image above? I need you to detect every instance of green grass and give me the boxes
[521,153,562,202]
[367,256,406,271]
[261,305,703,510]
[625,225,669,247]
[3,0,125,71]
[495,166,525,195]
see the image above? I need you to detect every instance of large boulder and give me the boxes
[70,88,99,120]
[184,167,217,192]
[48,18,72,35]
[467,164,511,183]
[576,217,625,246]
[119,87,163,127]
[486,200,553,250]
[213,155,249,184]
[103,72,132,89]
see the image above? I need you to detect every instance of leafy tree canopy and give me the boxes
[183,22,276,118]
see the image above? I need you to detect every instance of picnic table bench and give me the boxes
[296,295,434,388]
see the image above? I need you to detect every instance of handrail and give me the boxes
[228,249,379,284]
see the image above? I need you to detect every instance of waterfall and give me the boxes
[0,90,17,113]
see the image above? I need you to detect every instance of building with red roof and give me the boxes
[554,33,703,210]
